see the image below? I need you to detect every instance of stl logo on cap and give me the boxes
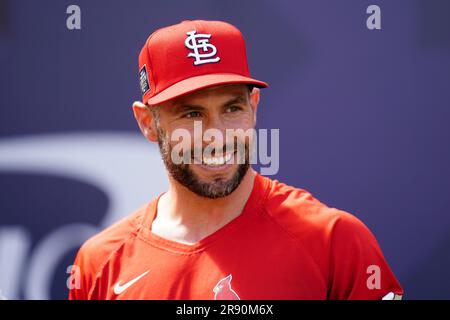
[185,30,220,66]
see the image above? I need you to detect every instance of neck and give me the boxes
[154,168,256,244]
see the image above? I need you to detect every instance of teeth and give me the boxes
[202,153,233,166]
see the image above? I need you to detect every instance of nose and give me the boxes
[201,113,227,150]
[204,112,226,132]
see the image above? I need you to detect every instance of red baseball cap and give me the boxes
[138,20,268,106]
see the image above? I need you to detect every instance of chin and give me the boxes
[191,164,237,181]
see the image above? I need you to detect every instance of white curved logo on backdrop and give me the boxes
[0,132,167,300]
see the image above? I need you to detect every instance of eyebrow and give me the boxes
[172,104,204,116]
[172,94,247,115]
[223,95,246,107]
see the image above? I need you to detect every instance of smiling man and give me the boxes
[69,20,403,300]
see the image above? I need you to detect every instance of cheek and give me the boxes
[223,117,256,147]
[166,125,196,151]
[223,113,255,130]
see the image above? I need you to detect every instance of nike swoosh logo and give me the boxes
[113,270,150,295]
[382,291,403,300]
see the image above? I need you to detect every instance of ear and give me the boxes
[249,87,260,124]
[132,101,158,142]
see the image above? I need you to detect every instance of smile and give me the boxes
[193,151,234,166]
[202,152,233,166]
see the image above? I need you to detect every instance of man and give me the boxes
[69,20,403,300]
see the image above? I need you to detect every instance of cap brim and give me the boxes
[145,73,268,106]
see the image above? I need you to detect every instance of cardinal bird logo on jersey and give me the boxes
[213,274,240,300]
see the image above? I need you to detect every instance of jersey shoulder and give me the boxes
[258,176,403,299]
[261,177,371,247]
[75,202,150,276]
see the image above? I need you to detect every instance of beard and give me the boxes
[155,126,250,199]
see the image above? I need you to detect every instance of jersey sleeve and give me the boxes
[68,242,97,300]
[67,208,147,300]
[327,211,404,300]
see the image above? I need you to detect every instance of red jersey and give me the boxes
[69,173,403,300]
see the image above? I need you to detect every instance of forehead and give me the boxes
[160,84,250,111]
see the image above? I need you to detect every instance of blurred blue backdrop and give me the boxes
[0,0,449,299]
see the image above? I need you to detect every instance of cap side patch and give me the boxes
[139,65,150,94]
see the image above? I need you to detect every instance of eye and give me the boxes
[184,111,202,118]
[225,105,242,113]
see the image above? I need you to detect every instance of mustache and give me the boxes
[190,143,244,157]
[157,128,252,165]
[169,142,250,166]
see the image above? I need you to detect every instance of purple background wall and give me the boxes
[1,0,449,299]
